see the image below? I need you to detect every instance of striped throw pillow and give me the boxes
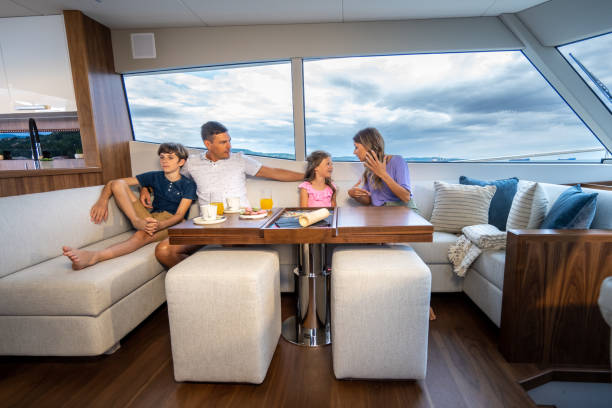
[506,182,548,230]
[430,181,496,233]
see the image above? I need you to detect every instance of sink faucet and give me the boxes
[28,118,42,169]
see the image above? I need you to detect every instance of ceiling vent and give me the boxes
[131,33,156,59]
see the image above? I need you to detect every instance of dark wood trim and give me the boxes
[520,368,612,390]
[0,165,101,178]
[500,230,612,365]
[63,10,132,183]
[0,171,103,196]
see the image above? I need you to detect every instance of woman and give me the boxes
[348,127,418,210]
[348,127,436,320]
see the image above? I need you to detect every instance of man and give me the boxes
[145,121,303,268]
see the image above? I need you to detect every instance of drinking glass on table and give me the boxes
[260,189,273,210]
[211,192,224,215]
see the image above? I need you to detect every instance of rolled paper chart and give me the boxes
[298,208,330,227]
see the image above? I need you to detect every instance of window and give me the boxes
[558,32,612,114]
[303,52,605,162]
[124,62,295,159]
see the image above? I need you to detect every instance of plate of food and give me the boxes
[239,208,269,220]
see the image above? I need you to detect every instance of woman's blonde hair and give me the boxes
[304,150,336,194]
[353,127,386,190]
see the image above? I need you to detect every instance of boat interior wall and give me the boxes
[111,17,523,73]
[130,140,611,186]
[518,0,612,46]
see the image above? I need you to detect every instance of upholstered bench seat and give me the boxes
[331,245,431,380]
[166,247,281,384]
[0,232,161,316]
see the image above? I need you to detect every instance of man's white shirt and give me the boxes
[182,151,262,207]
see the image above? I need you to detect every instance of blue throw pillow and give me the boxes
[540,185,598,229]
[459,176,518,231]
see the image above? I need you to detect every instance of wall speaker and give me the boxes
[131,33,156,59]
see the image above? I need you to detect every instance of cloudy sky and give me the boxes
[124,46,609,162]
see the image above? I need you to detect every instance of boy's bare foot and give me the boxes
[62,246,98,270]
[429,307,437,321]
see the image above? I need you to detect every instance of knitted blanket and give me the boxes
[448,224,506,277]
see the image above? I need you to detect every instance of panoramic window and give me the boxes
[124,62,295,159]
[558,32,612,114]
[303,52,605,162]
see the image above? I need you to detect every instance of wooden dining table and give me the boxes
[169,206,433,347]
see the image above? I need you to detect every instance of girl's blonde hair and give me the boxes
[353,127,385,190]
[304,150,336,194]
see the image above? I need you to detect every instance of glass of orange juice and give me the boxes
[211,192,224,215]
[260,189,273,210]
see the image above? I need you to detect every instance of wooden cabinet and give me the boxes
[500,229,612,366]
[0,15,76,114]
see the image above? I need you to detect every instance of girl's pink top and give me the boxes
[299,181,336,207]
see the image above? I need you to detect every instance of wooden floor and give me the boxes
[0,294,547,407]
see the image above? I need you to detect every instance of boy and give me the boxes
[63,143,196,270]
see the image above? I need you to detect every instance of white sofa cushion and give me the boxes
[470,250,506,290]
[410,232,459,264]
[0,186,132,278]
[0,232,164,316]
[429,181,496,233]
[506,181,548,230]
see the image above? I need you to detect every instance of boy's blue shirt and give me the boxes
[136,171,196,218]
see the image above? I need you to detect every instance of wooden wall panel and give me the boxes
[500,230,612,365]
[0,170,102,196]
[63,10,132,183]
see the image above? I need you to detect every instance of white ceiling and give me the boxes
[0,0,549,29]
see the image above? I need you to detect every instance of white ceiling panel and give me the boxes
[485,0,550,15]
[4,0,203,28]
[0,0,39,17]
[343,0,497,20]
[1,0,550,29]
[180,0,343,26]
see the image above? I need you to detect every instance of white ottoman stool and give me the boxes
[331,245,431,380]
[166,247,281,383]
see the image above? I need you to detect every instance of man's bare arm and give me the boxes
[255,165,303,181]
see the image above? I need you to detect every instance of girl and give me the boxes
[299,150,337,207]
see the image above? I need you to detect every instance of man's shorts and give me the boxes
[132,200,174,242]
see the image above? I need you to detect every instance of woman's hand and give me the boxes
[90,199,109,224]
[364,150,388,178]
[140,187,153,209]
[348,187,371,199]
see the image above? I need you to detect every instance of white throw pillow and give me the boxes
[506,181,548,230]
[429,181,496,233]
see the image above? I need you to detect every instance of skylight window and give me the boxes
[558,32,612,114]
